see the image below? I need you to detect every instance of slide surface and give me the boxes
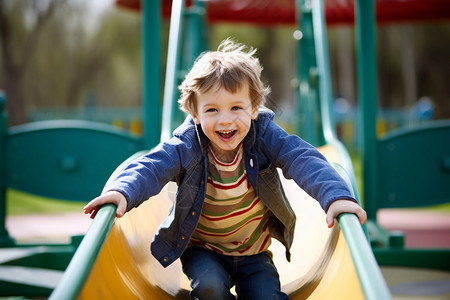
[77,146,365,300]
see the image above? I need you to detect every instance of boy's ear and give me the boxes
[251,107,259,120]
[191,113,201,124]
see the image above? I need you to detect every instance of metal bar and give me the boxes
[333,163,392,300]
[296,0,320,145]
[298,1,389,296]
[48,204,116,300]
[184,1,206,69]
[311,0,336,143]
[170,0,206,129]
[309,0,358,199]
[373,248,450,271]
[355,0,379,219]
[161,0,185,142]
[339,214,392,300]
[141,0,161,149]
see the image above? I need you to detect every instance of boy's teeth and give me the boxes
[217,130,236,138]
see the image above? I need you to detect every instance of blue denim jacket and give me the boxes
[106,107,356,267]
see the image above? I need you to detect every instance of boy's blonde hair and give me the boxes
[178,39,270,114]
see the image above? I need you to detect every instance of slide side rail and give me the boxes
[49,150,148,300]
[49,204,116,300]
[333,163,391,300]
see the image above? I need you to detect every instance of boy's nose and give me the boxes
[218,111,233,125]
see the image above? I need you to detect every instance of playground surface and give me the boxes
[4,206,450,299]
[377,209,450,300]
[6,212,91,244]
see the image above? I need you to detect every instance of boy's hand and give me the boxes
[83,190,128,219]
[326,199,367,228]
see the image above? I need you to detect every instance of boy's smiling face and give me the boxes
[192,83,258,162]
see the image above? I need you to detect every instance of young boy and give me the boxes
[84,39,367,300]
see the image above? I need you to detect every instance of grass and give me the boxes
[350,152,364,203]
[6,189,85,216]
[420,203,450,213]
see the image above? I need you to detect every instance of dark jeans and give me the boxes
[180,246,288,300]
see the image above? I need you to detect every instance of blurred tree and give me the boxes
[0,0,142,126]
[87,9,141,108]
[414,23,450,119]
[328,22,450,121]
[0,0,63,125]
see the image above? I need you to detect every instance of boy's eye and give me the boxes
[231,106,242,111]
[205,108,217,113]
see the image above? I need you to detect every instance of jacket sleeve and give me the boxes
[259,119,356,212]
[103,134,197,212]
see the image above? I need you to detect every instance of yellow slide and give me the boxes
[77,146,365,299]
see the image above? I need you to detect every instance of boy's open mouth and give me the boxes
[216,130,237,139]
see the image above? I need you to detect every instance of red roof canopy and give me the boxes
[116,0,450,25]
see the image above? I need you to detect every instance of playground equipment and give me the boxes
[50,0,391,299]
[0,91,150,296]
[1,0,448,298]
[0,2,161,295]
[354,1,450,270]
[52,151,385,300]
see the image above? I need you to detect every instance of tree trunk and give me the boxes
[4,71,26,125]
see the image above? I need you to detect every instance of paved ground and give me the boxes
[6,212,91,244]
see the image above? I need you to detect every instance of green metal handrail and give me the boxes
[50,1,391,299]
[49,148,148,300]
[302,0,391,298]
[48,204,116,300]
[49,0,186,296]
[309,0,357,186]
[333,163,392,300]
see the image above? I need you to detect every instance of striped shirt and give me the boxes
[189,145,272,255]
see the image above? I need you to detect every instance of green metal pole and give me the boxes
[161,0,185,142]
[141,0,161,149]
[355,0,379,219]
[49,204,116,300]
[333,162,391,300]
[339,214,392,299]
[296,0,321,145]
[169,1,205,128]
[310,0,359,192]
[184,1,206,68]
[311,0,336,144]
